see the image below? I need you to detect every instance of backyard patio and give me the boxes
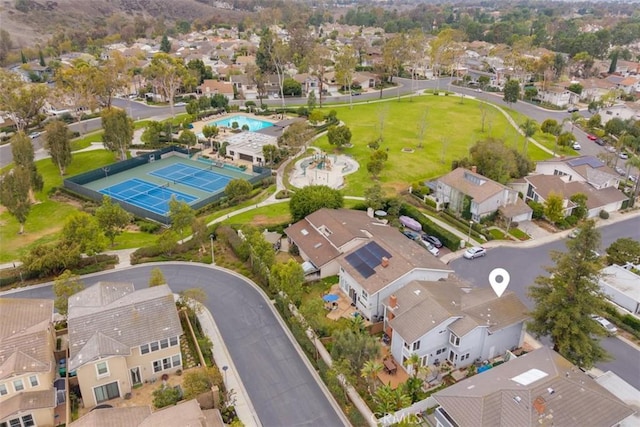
[323,284,370,323]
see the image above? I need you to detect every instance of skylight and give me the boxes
[511,369,549,386]
[301,229,309,236]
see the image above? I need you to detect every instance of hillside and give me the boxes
[1,0,250,48]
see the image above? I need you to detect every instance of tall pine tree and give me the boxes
[160,34,171,53]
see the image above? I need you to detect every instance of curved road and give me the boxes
[450,217,640,389]
[3,264,347,427]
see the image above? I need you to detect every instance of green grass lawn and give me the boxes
[313,95,552,196]
[509,227,531,241]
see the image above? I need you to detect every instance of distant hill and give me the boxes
[1,0,250,48]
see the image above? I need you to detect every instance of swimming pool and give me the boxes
[209,115,273,132]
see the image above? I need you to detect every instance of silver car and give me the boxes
[463,246,486,259]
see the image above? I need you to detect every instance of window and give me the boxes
[150,341,159,352]
[140,344,150,354]
[163,357,171,370]
[29,375,38,387]
[461,353,470,361]
[361,290,368,301]
[96,361,109,377]
[449,333,460,347]
[160,339,169,349]
[403,341,410,350]
[13,379,24,392]
[153,355,181,373]
[153,360,162,373]
[2,415,35,427]
[170,336,178,347]
[412,341,421,351]
[171,354,181,368]
[0,383,7,396]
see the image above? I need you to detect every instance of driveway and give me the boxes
[3,264,347,427]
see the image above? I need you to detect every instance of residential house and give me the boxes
[383,280,528,373]
[222,132,277,165]
[68,283,183,409]
[198,79,235,101]
[434,167,532,222]
[600,102,640,124]
[510,156,628,218]
[535,84,580,108]
[285,209,452,320]
[292,73,320,96]
[598,264,640,315]
[433,346,635,427]
[578,77,616,103]
[0,298,57,427]
[69,399,225,427]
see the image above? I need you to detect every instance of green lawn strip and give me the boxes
[220,201,291,226]
[488,228,507,240]
[70,130,104,151]
[509,227,530,240]
[313,96,530,196]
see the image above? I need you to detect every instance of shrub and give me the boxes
[399,204,461,250]
[217,225,249,261]
[528,200,544,220]
[136,220,162,234]
[599,210,610,219]
[564,215,578,227]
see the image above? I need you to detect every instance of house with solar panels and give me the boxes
[510,156,628,218]
[285,208,452,321]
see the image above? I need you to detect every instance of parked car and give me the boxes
[567,106,579,113]
[420,240,440,257]
[587,134,597,141]
[591,315,618,336]
[402,230,420,240]
[29,132,41,139]
[463,246,486,259]
[174,102,187,107]
[618,152,629,159]
[629,175,638,183]
[615,166,627,176]
[568,229,580,239]
[595,138,606,146]
[572,142,581,150]
[605,146,616,153]
[423,235,443,248]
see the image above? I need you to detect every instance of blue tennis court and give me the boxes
[149,163,233,192]
[99,178,197,215]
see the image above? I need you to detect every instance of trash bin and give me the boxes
[460,239,465,249]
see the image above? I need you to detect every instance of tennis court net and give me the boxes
[173,167,212,185]
[121,183,169,203]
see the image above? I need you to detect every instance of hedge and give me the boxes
[400,204,462,251]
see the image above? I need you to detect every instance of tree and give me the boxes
[606,238,640,266]
[364,183,385,211]
[44,120,72,175]
[567,83,583,95]
[528,220,609,368]
[62,212,107,261]
[148,267,166,287]
[307,91,316,111]
[262,144,278,166]
[327,125,352,150]
[93,52,131,109]
[0,29,12,64]
[201,124,218,149]
[569,193,588,220]
[160,34,172,53]
[544,192,565,224]
[152,384,181,409]
[225,179,252,202]
[11,132,43,192]
[178,129,197,155]
[519,119,538,155]
[367,159,384,178]
[289,185,344,222]
[157,230,179,256]
[0,69,49,131]
[269,260,305,305]
[331,328,380,377]
[101,107,134,160]
[307,45,331,107]
[0,167,32,234]
[541,118,562,155]
[183,367,223,400]
[282,78,302,96]
[53,270,85,319]
[557,131,576,149]
[361,360,383,393]
[503,79,520,105]
[335,45,358,108]
[168,197,195,239]
[467,138,532,184]
[145,53,194,117]
[374,384,411,415]
[95,196,131,246]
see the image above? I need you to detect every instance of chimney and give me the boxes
[533,396,546,415]
[471,165,477,174]
[381,256,389,268]
[389,294,397,308]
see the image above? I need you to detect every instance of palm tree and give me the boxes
[361,360,383,393]
[519,118,538,156]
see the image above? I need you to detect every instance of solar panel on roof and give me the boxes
[345,242,392,279]
[346,252,375,278]
[567,156,603,168]
[359,247,380,269]
[366,241,392,260]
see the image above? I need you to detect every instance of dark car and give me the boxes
[595,138,606,146]
[567,106,579,113]
[423,235,443,248]
[402,230,420,240]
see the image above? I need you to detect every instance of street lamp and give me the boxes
[209,234,215,265]
[222,365,228,385]
[467,220,474,243]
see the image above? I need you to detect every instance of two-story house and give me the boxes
[434,167,532,222]
[383,280,528,373]
[68,283,183,409]
[510,156,628,218]
[433,347,635,427]
[198,79,235,101]
[0,298,57,427]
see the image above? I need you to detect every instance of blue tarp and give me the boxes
[322,294,339,302]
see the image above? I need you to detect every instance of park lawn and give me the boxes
[222,201,291,227]
[70,131,103,151]
[313,96,548,196]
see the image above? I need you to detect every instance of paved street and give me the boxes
[3,264,347,427]
[450,217,640,389]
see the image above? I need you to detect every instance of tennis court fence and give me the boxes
[63,146,272,223]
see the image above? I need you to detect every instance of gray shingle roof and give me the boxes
[434,347,635,427]
[69,406,151,427]
[0,389,56,421]
[68,283,182,371]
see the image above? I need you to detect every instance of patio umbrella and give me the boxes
[322,294,339,303]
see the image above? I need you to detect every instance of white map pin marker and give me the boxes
[489,268,510,298]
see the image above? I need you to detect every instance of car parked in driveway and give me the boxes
[420,240,440,257]
[423,235,443,248]
[572,142,581,150]
[615,166,627,176]
[402,230,420,240]
[591,315,618,336]
[618,152,629,159]
[29,132,41,139]
[567,106,579,113]
[595,138,606,146]
[463,246,486,259]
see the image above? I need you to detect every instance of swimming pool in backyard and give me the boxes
[209,115,274,132]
